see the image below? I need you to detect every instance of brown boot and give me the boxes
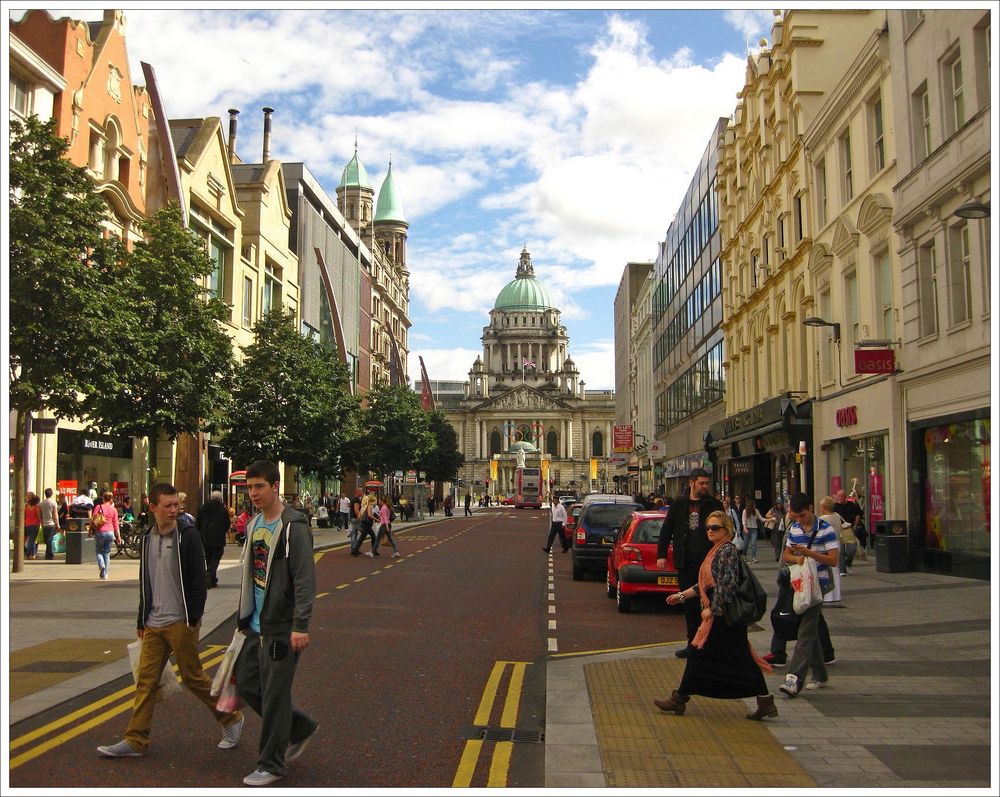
[653,690,689,715]
[746,694,777,721]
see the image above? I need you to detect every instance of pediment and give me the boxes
[831,215,859,257]
[857,193,893,236]
[475,384,572,412]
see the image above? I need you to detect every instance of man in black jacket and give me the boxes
[197,490,231,588]
[97,482,244,758]
[655,468,723,658]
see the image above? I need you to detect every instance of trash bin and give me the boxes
[63,517,95,565]
[875,519,908,572]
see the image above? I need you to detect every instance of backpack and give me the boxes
[722,553,768,627]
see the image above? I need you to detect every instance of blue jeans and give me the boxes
[24,525,40,557]
[95,531,114,576]
[746,528,758,559]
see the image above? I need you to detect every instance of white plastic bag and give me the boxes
[127,638,182,701]
[789,558,823,614]
[216,674,244,713]
[211,630,246,697]
[733,532,746,553]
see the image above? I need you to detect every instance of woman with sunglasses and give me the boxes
[654,510,777,721]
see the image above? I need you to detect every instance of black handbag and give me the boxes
[723,555,768,627]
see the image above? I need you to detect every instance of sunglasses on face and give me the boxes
[705,524,726,531]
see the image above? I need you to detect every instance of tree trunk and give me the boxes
[11,411,27,573]
[147,432,159,495]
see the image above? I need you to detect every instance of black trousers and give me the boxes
[544,522,567,552]
[678,567,702,644]
[204,546,224,585]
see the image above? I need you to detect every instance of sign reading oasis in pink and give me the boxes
[855,349,895,374]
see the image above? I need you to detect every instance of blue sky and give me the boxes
[10,5,778,389]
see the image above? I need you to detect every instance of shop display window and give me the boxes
[923,419,990,556]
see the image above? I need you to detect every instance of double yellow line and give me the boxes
[452,660,528,788]
[9,644,226,770]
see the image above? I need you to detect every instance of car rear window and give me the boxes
[632,518,663,543]
[583,504,641,530]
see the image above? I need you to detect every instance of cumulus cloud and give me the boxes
[723,10,775,43]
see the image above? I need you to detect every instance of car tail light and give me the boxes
[621,545,643,564]
[576,528,586,543]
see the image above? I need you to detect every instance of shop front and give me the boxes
[909,410,990,580]
[660,453,713,499]
[56,429,136,503]
[705,397,812,510]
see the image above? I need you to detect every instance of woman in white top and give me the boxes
[741,499,766,563]
[817,496,844,602]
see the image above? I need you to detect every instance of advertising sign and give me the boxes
[868,468,885,525]
[855,348,895,375]
[113,481,129,505]
[613,424,634,452]
[57,480,78,502]
[607,453,627,466]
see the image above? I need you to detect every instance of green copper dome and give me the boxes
[374,160,406,224]
[338,148,371,190]
[493,247,555,311]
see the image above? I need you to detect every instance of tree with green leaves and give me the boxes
[219,309,360,485]
[418,410,465,484]
[9,115,126,572]
[82,203,235,490]
[349,384,435,482]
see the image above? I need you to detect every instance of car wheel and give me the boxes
[572,555,583,581]
[616,582,632,613]
[606,571,616,599]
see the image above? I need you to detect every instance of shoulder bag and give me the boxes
[723,553,768,627]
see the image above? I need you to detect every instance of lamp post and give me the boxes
[803,316,843,388]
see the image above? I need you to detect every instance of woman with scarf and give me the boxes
[653,510,777,721]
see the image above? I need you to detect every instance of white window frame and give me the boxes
[869,90,885,174]
[875,250,893,340]
[912,83,931,162]
[918,240,939,337]
[839,130,853,203]
[242,275,254,328]
[948,223,972,326]
[942,49,965,136]
[815,161,828,228]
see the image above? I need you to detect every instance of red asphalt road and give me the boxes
[9,509,687,788]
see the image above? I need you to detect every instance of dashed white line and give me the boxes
[547,637,558,652]
[548,592,555,601]
[548,620,557,630]
[548,605,556,614]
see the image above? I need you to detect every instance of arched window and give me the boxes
[489,431,502,457]
[592,430,604,457]
[546,431,558,456]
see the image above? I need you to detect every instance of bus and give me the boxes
[516,467,543,509]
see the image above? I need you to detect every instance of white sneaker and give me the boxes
[243,769,283,787]
[97,739,144,757]
[805,679,828,690]
[218,714,244,749]
[778,673,799,698]
[364,552,374,558]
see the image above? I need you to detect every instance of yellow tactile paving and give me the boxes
[584,656,816,788]
[9,638,133,700]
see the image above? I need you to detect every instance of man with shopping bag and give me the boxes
[97,482,244,758]
[778,492,839,698]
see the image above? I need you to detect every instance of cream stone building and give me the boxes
[712,9,887,509]
[440,248,615,500]
[887,8,991,579]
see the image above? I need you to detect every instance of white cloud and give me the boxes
[723,10,775,44]
[569,339,616,391]
[408,347,481,385]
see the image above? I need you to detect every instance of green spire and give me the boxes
[338,140,372,190]
[375,157,406,224]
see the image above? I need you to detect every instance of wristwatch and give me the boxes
[677,592,686,603]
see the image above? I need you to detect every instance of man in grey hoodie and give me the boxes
[235,460,318,787]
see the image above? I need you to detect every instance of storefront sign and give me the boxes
[57,480,78,501]
[32,418,58,434]
[836,406,859,427]
[627,465,640,473]
[613,424,634,452]
[730,459,753,476]
[83,438,114,452]
[57,429,132,459]
[855,348,895,374]
[723,406,764,436]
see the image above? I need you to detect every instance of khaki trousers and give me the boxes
[125,620,242,751]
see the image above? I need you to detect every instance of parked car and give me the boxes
[500,494,516,506]
[580,493,639,507]
[606,511,678,612]
[562,502,583,547]
[572,500,644,581]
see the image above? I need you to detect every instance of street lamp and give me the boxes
[803,316,842,387]
[953,201,990,219]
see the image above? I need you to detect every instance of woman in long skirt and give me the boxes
[653,510,777,721]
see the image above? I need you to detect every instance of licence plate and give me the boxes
[657,576,678,586]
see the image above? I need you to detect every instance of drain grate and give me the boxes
[478,728,544,743]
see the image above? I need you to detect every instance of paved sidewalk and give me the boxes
[546,550,993,789]
[6,512,457,724]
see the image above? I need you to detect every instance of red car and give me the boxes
[562,502,583,546]
[606,511,678,612]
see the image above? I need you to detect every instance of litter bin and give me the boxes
[874,519,908,572]
[63,517,95,565]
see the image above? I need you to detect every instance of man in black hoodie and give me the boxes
[197,490,231,588]
[655,468,723,659]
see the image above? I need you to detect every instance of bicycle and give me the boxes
[113,521,143,559]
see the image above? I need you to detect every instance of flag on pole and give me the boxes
[522,357,536,369]
[419,356,435,411]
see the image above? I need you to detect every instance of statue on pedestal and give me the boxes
[515,449,526,469]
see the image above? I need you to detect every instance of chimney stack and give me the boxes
[262,107,274,163]
[227,108,239,164]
